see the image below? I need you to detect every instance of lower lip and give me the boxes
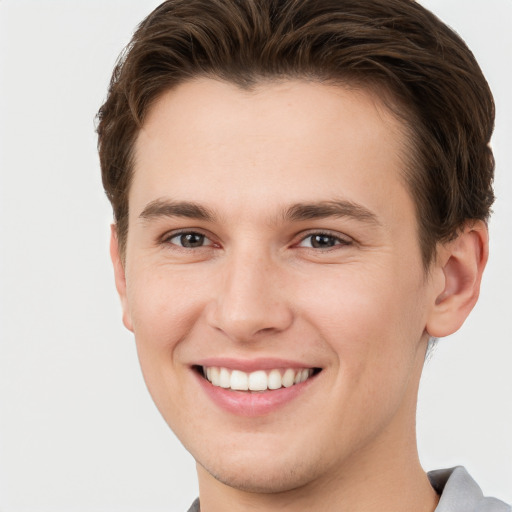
[194,370,317,417]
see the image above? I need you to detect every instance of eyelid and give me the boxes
[295,230,353,248]
[157,228,352,250]
[160,228,217,248]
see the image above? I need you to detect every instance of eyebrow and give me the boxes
[283,200,381,226]
[139,198,215,222]
[138,197,380,226]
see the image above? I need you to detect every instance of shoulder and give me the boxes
[428,466,510,512]
[186,497,200,512]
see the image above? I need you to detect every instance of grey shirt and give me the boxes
[187,466,510,511]
[429,466,510,512]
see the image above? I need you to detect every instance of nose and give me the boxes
[206,249,294,343]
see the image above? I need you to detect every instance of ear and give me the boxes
[110,225,134,332]
[426,221,488,338]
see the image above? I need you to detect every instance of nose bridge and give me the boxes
[208,243,293,342]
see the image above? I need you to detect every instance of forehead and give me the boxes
[131,79,414,226]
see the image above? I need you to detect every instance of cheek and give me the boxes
[297,262,428,375]
[126,266,210,353]
[124,268,209,425]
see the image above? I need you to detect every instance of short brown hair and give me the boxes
[97,0,495,265]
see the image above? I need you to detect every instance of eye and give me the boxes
[165,231,214,248]
[297,232,351,249]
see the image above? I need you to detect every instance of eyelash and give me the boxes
[162,230,216,249]
[161,230,352,251]
[296,231,352,250]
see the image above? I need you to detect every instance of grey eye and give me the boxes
[298,232,352,249]
[169,232,210,248]
[309,234,338,248]
[299,233,347,249]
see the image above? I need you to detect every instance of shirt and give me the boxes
[428,466,510,512]
[186,466,510,511]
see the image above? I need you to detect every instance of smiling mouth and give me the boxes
[195,366,322,392]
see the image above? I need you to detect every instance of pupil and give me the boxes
[312,234,335,248]
[181,233,204,248]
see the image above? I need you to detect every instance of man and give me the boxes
[96,0,510,510]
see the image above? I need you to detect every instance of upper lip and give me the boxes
[193,357,320,372]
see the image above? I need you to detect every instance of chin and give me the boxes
[193,442,326,494]
[202,462,316,494]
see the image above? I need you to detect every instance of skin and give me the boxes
[111,79,488,511]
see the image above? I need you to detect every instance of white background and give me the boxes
[0,1,510,510]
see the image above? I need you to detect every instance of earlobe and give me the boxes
[110,225,134,332]
[426,221,488,338]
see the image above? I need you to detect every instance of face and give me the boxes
[114,79,442,493]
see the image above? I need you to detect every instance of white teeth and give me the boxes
[219,367,231,388]
[282,368,295,388]
[268,369,282,390]
[230,370,249,391]
[248,370,268,391]
[202,366,314,391]
[210,367,220,386]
